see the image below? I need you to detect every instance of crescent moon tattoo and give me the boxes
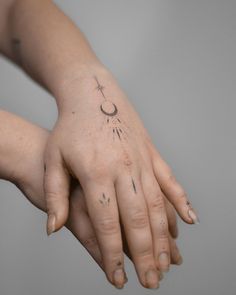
[94,76,129,141]
[100,101,118,117]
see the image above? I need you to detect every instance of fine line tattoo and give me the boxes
[131,178,137,194]
[99,193,110,206]
[94,76,128,141]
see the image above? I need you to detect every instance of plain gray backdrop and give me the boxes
[0,0,235,294]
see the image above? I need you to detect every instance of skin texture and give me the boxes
[0,110,182,289]
[0,0,198,289]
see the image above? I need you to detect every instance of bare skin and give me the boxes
[0,0,198,288]
[0,109,183,289]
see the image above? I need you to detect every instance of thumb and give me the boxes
[44,152,70,235]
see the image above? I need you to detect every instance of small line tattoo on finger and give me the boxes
[99,193,110,206]
[131,178,137,194]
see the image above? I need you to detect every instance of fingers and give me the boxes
[66,185,181,290]
[81,179,126,289]
[141,172,171,273]
[66,187,104,270]
[164,197,178,239]
[169,235,183,265]
[44,150,70,235]
[151,149,199,224]
[116,173,160,289]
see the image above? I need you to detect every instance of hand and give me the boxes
[0,113,182,289]
[44,67,198,288]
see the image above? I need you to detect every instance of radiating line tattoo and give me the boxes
[99,193,110,206]
[12,38,22,65]
[94,76,129,141]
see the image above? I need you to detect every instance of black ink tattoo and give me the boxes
[94,76,129,141]
[12,38,22,65]
[99,193,110,206]
[94,76,106,98]
[131,178,137,194]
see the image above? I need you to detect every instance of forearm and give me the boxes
[1,0,107,103]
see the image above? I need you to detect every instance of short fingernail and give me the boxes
[159,271,164,281]
[188,209,200,224]
[159,252,170,272]
[145,269,159,289]
[113,269,125,289]
[124,271,128,283]
[177,255,183,265]
[47,214,56,236]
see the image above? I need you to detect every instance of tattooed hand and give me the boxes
[44,67,199,289]
[0,110,182,289]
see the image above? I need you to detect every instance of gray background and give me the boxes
[0,0,235,294]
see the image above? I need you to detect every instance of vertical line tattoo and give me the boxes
[131,178,137,194]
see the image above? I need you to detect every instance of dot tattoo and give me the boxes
[99,193,110,206]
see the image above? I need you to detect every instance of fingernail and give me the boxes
[159,271,164,281]
[188,209,200,224]
[113,269,125,289]
[159,252,170,272]
[47,214,56,236]
[124,271,128,283]
[145,269,159,289]
[177,255,183,265]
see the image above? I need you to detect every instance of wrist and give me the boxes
[0,110,47,185]
[50,62,113,113]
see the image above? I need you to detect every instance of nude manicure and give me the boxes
[113,269,125,289]
[188,209,200,224]
[145,269,159,289]
[177,255,183,265]
[47,214,56,236]
[159,252,170,272]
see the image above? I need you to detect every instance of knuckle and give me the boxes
[129,210,149,229]
[95,217,120,235]
[45,191,59,202]
[149,193,165,211]
[85,162,110,181]
[136,246,154,259]
[157,218,169,237]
